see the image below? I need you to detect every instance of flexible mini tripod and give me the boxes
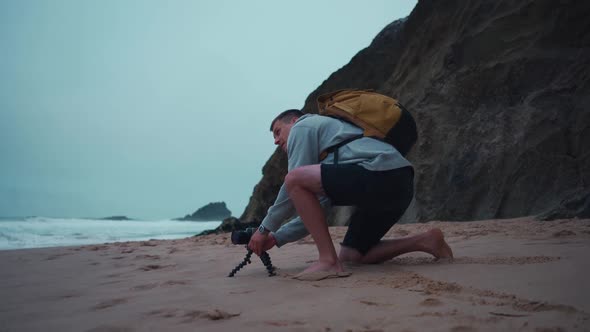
[227,248,276,277]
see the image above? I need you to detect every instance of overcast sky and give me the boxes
[0,0,416,219]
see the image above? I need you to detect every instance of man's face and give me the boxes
[272,117,298,153]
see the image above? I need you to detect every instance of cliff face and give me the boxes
[239,149,288,223]
[241,0,590,225]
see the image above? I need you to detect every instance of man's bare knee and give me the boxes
[285,165,324,195]
[284,169,303,193]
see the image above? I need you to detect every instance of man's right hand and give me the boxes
[248,232,277,256]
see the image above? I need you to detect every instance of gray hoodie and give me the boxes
[261,114,412,246]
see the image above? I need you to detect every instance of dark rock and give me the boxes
[241,0,590,225]
[239,151,287,224]
[179,202,231,221]
[100,216,132,221]
[537,190,590,220]
[197,217,259,236]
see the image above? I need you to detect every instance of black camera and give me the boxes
[231,227,256,245]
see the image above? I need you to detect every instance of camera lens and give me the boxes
[230,228,254,245]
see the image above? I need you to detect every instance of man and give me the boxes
[248,109,453,278]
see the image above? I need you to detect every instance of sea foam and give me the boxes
[0,217,221,250]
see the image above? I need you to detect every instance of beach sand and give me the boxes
[1,217,589,331]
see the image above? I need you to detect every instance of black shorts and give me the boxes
[321,164,414,255]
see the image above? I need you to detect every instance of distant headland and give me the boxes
[176,202,232,221]
[99,216,133,221]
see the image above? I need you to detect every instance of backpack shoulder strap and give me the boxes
[319,134,364,164]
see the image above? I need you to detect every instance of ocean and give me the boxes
[0,217,221,250]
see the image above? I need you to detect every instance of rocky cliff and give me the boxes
[240,0,590,225]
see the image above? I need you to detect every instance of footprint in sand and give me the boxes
[46,253,71,260]
[139,264,174,271]
[264,320,305,327]
[146,308,177,318]
[552,230,576,237]
[131,280,190,291]
[59,292,83,299]
[228,290,255,295]
[358,300,392,307]
[534,327,569,332]
[161,280,190,286]
[131,283,159,291]
[183,309,240,322]
[512,300,577,314]
[134,254,160,260]
[391,256,560,266]
[92,298,128,310]
[85,325,134,332]
[420,298,443,306]
[147,308,240,322]
[87,245,110,251]
[450,326,477,332]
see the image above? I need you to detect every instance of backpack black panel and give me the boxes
[384,104,418,156]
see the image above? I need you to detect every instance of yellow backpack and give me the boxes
[317,89,417,163]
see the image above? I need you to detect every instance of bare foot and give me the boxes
[294,259,343,278]
[422,228,453,260]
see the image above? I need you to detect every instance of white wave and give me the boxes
[0,217,222,250]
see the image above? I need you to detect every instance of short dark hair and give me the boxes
[270,109,304,131]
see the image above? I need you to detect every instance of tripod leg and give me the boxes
[228,249,255,277]
[259,251,277,276]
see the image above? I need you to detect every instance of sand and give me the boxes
[1,217,589,331]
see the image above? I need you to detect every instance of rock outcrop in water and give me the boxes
[240,0,590,226]
[180,202,232,221]
[99,216,133,221]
